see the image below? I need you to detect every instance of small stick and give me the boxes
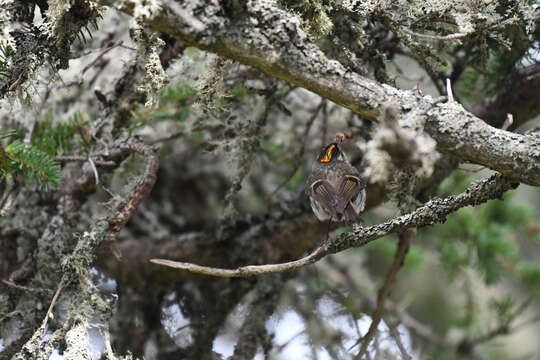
[403,28,468,41]
[502,114,513,131]
[87,158,100,185]
[446,78,455,103]
[41,280,64,331]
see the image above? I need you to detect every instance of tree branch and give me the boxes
[355,230,412,358]
[106,137,160,239]
[151,173,518,277]
[91,0,540,186]
[150,244,327,278]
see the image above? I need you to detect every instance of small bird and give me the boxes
[306,142,366,223]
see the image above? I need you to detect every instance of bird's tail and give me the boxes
[342,203,359,223]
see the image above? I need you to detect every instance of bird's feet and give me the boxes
[352,223,364,232]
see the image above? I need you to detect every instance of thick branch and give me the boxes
[150,173,518,277]
[92,0,540,186]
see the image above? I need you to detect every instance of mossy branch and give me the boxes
[151,174,518,277]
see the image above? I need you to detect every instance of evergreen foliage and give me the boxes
[31,110,88,156]
[0,138,61,186]
[0,44,14,80]
[0,111,90,186]
[433,179,540,290]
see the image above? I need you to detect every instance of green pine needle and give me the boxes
[3,140,61,186]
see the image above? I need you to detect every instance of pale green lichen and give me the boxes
[0,0,15,48]
[195,56,229,115]
[362,103,440,209]
[276,0,336,38]
[131,22,168,108]
[43,0,72,36]
[43,0,102,37]
[131,0,162,21]
[64,321,91,360]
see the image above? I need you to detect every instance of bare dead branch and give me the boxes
[150,245,327,278]
[446,78,455,103]
[106,137,160,239]
[41,280,64,331]
[403,28,468,41]
[149,129,186,145]
[327,257,452,350]
[386,300,453,349]
[460,297,537,353]
[267,99,325,198]
[355,230,413,358]
[502,114,513,131]
[151,173,517,277]
[472,63,540,130]
[0,180,21,216]
[54,155,117,167]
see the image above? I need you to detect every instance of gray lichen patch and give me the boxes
[64,321,92,360]
[362,103,440,205]
[131,22,168,108]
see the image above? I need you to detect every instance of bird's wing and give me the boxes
[310,179,339,214]
[336,175,362,213]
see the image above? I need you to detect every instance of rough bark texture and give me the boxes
[95,0,540,185]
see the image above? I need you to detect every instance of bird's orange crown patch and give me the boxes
[319,144,336,163]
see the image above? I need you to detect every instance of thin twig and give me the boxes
[502,113,513,131]
[326,255,451,350]
[87,158,100,185]
[387,322,413,360]
[150,245,327,277]
[0,180,20,216]
[267,99,324,198]
[403,28,468,41]
[464,297,534,348]
[54,155,117,167]
[75,42,123,58]
[1,280,38,293]
[387,300,452,348]
[41,280,64,331]
[80,43,119,75]
[151,174,517,277]
[446,78,455,103]
[106,137,160,239]
[149,129,186,145]
[355,230,412,358]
